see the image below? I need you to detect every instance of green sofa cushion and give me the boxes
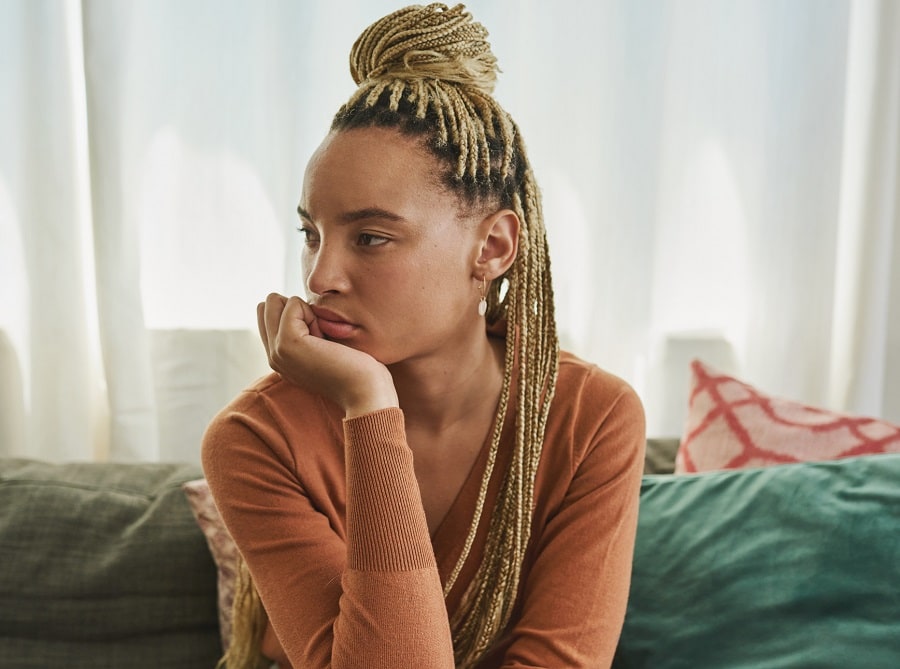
[614,454,900,669]
[0,458,221,669]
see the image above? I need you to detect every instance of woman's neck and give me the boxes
[388,334,505,435]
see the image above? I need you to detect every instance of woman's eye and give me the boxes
[357,233,389,247]
[297,226,319,246]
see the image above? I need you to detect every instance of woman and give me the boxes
[202,4,645,668]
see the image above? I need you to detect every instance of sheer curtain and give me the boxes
[2,0,898,462]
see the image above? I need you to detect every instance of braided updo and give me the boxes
[224,5,559,668]
[337,5,559,665]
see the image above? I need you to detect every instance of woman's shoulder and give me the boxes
[204,371,342,448]
[202,372,347,482]
[550,350,645,449]
[556,350,642,412]
[217,371,330,416]
[534,352,645,501]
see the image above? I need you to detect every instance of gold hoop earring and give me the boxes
[478,276,487,316]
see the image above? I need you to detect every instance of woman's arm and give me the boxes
[204,293,455,668]
[203,398,455,668]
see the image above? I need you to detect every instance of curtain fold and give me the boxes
[1,0,95,459]
[829,0,900,418]
[2,0,898,462]
[82,0,160,460]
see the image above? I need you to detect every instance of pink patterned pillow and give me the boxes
[676,359,900,473]
[182,478,238,650]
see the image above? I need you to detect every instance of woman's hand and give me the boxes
[257,293,398,417]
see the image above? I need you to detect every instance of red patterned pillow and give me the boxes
[675,359,900,473]
[182,478,238,651]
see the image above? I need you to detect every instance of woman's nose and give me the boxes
[304,241,348,296]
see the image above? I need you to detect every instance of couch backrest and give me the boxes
[614,453,900,669]
[0,458,221,669]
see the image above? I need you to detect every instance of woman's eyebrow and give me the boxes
[296,205,406,225]
[342,207,405,223]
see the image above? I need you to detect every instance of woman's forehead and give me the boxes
[311,127,432,169]
[303,128,444,191]
[300,128,459,220]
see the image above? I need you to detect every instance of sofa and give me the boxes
[0,458,220,669]
[2,440,899,668]
[617,447,900,668]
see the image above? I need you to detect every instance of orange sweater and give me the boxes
[202,350,645,668]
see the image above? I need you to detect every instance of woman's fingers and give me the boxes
[263,293,288,348]
[261,294,323,375]
[301,299,324,338]
[256,300,270,359]
[280,295,322,339]
[259,293,293,369]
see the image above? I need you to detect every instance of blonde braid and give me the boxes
[216,555,269,669]
[225,5,559,668]
[343,5,559,666]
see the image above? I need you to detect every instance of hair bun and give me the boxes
[350,3,498,95]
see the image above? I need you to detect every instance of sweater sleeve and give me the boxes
[202,395,454,669]
[495,383,646,669]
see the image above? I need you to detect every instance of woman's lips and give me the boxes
[310,306,357,340]
[316,317,357,340]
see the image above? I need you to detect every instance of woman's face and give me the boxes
[298,126,485,366]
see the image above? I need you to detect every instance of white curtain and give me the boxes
[2,0,898,462]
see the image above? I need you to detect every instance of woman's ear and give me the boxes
[474,209,519,280]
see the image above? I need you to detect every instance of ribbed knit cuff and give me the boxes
[343,408,436,572]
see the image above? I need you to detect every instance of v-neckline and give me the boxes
[429,399,517,599]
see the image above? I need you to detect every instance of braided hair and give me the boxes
[223,5,559,668]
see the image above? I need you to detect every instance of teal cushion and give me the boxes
[0,458,221,669]
[614,454,900,669]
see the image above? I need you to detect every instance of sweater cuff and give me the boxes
[343,408,436,572]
